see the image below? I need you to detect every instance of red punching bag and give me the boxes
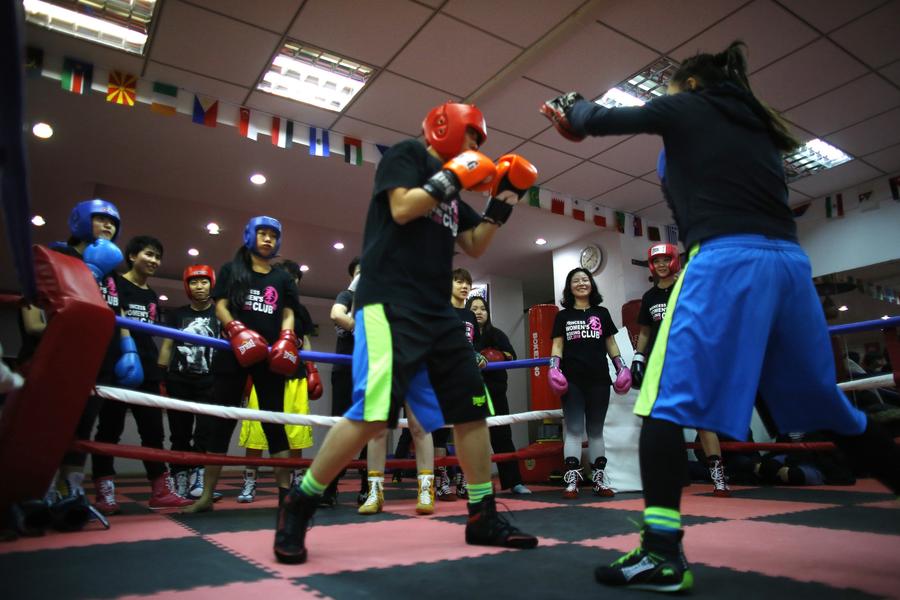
[528,304,559,411]
[621,299,642,352]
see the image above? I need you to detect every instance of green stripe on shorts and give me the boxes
[362,304,393,422]
[634,243,701,417]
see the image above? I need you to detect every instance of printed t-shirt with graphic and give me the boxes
[638,284,674,355]
[163,303,220,383]
[116,273,162,382]
[212,262,300,373]
[551,306,618,384]
[354,139,482,316]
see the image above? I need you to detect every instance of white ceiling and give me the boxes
[10,0,900,310]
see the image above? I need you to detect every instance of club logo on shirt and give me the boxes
[101,276,119,308]
[464,320,475,343]
[125,302,153,323]
[565,316,602,341]
[148,302,157,322]
[427,197,460,237]
[649,302,667,323]
[244,287,277,314]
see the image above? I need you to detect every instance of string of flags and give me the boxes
[814,274,900,307]
[27,47,391,165]
[789,176,900,222]
[526,186,679,243]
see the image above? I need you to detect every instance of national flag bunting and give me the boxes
[106,71,137,106]
[239,107,258,141]
[376,144,391,156]
[633,215,643,237]
[61,57,93,94]
[648,226,661,241]
[151,82,178,116]
[593,204,608,227]
[309,127,330,156]
[571,199,586,222]
[271,117,293,148]
[665,224,679,244]
[25,47,43,77]
[550,195,566,215]
[344,137,363,165]
[791,202,811,218]
[890,175,900,201]
[528,187,540,208]
[615,211,625,233]
[192,95,218,127]
[825,194,844,219]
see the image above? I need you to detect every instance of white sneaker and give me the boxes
[416,473,435,515]
[237,470,257,504]
[188,467,205,499]
[511,483,532,495]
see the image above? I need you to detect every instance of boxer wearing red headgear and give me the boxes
[274,101,539,564]
[182,264,216,302]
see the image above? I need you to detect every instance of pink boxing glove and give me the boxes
[548,356,568,396]
[611,356,632,395]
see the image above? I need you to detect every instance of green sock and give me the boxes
[299,471,327,498]
[644,506,681,533]
[467,481,493,504]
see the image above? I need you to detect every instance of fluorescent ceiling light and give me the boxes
[23,0,156,55]
[258,41,374,112]
[784,139,853,181]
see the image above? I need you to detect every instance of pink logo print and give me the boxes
[587,315,602,333]
[106,277,117,295]
[262,286,279,306]
[148,303,157,322]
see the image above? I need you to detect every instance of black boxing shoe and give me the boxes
[274,486,317,564]
[465,495,538,549]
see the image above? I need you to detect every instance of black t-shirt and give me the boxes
[475,325,516,388]
[454,306,480,347]
[211,261,300,373]
[293,303,314,379]
[355,139,482,315]
[117,274,162,382]
[638,284,674,354]
[163,303,220,382]
[551,306,618,383]
[333,289,355,363]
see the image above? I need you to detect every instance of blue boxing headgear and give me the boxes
[656,149,666,182]
[244,216,282,256]
[69,199,121,242]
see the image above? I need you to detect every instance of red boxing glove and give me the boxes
[269,329,300,376]
[480,348,507,363]
[306,362,323,400]
[158,380,168,397]
[224,320,268,367]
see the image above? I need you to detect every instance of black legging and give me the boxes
[165,377,212,472]
[485,379,524,489]
[92,378,167,480]
[201,362,288,454]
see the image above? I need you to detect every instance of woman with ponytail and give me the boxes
[542,41,899,593]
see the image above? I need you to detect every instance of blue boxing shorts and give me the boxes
[635,234,867,441]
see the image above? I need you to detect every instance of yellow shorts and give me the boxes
[239,377,313,451]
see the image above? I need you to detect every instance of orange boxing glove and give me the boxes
[423,151,497,203]
[482,154,538,226]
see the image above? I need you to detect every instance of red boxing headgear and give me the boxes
[648,243,680,277]
[183,264,215,299]
[422,102,487,161]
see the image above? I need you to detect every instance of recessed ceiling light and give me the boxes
[23,0,156,55]
[250,173,267,185]
[299,264,310,272]
[333,242,345,250]
[158,295,168,301]
[838,305,848,312]
[32,122,53,139]
[31,215,46,226]
[206,222,220,235]
[258,41,374,112]
[535,238,547,245]
[188,248,199,257]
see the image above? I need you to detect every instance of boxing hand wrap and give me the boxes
[306,362,323,400]
[630,352,646,390]
[224,320,268,367]
[114,336,144,388]
[82,239,123,281]
[423,151,496,203]
[268,329,300,376]
[475,352,488,370]
[548,355,568,396]
[539,92,586,142]
[611,355,632,395]
[480,347,507,363]
[482,154,538,226]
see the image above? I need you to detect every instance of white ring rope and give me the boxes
[93,374,893,431]
[93,385,563,428]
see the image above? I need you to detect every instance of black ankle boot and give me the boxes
[274,487,318,564]
[465,495,538,549]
